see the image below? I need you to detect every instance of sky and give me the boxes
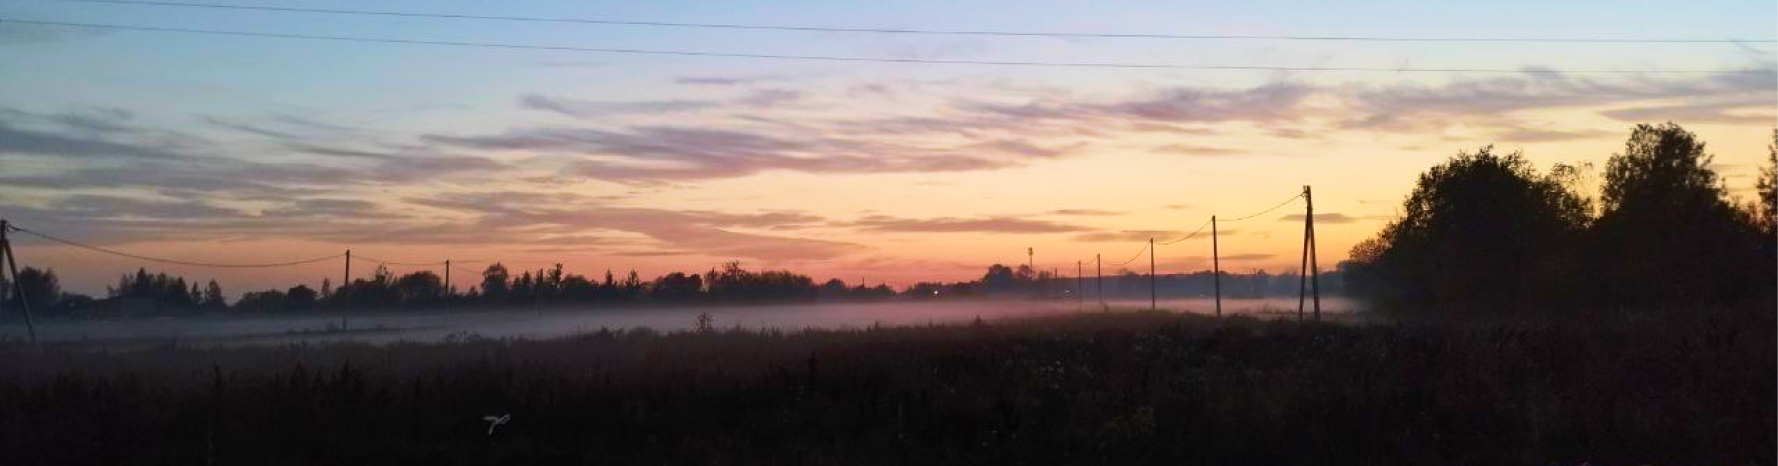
[0,0,1774,297]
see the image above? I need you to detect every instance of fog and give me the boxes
[0,297,1362,348]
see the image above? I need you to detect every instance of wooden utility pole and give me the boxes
[1212,215,1221,318]
[1306,185,1321,321]
[1076,260,1083,311]
[1298,185,1322,321]
[342,249,351,331]
[444,259,451,296]
[1095,253,1103,311]
[1148,238,1156,312]
[0,220,35,343]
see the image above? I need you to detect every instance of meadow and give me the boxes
[0,306,1770,465]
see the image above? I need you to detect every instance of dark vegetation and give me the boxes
[1342,123,1776,313]
[1,259,1343,321]
[0,308,1769,465]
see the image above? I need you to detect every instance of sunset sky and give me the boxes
[1,0,1774,296]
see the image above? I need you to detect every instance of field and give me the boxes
[0,307,1770,465]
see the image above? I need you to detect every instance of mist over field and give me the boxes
[0,297,1362,347]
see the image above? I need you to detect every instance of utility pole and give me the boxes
[0,220,35,343]
[1306,185,1321,321]
[342,249,351,331]
[1076,260,1083,311]
[1297,186,1310,321]
[1212,215,1221,318]
[1148,237,1156,312]
[444,259,451,297]
[1095,253,1103,311]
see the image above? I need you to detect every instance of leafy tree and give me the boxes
[1345,146,1591,312]
[1756,129,1776,236]
[5,267,62,317]
[202,280,227,310]
[651,272,704,300]
[1592,122,1765,304]
[394,271,445,306]
[481,263,510,301]
[234,289,288,313]
[981,264,1017,293]
[286,285,318,312]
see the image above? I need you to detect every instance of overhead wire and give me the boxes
[7,224,343,268]
[45,0,1778,44]
[1219,193,1305,222]
[1108,242,1149,267]
[1158,218,1214,245]
[0,19,1764,75]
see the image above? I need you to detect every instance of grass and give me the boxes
[0,307,1770,465]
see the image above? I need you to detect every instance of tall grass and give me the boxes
[0,308,1770,465]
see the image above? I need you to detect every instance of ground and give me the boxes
[0,308,1770,465]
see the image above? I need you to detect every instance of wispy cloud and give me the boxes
[1072,230,1178,242]
[674,75,788,86]
[1048,209,1122,216]
[521,94,718,118]
[849,215,1089,234]
[1598,101,1777,124]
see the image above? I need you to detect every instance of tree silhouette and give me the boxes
[6,267,62,317]
[1592,122,1765,304]
[480,263,510,301]
[1345,146,1590,313]
[1756,129,1776,236]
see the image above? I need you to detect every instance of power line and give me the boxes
[7,224,343,268]
[1158,218,1213,245]
[4,19,1764,75]
[1219,193,1304,222]
[351,255,447,267]
[45,0,1778,44]
[1110,242,1149,267]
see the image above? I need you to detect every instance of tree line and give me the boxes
[1341,123,1776,315]
[1,257,1343,320]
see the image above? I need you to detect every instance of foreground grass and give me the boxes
[0,309,1771,465]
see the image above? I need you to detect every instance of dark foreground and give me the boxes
[0,308,1771,465]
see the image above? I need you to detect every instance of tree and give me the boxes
[1592,122,1765,304]
[1756,129,1776,236]
[394,271,445,306]
[6,267,62,317]
[202,280,227,310]
[234,289,288,313]
[480,263,510,301]
[651,272,704,301]
[1344,146,1591,313]
[981,264,1017,294]
[286,285,318,312]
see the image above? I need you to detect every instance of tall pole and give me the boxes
[342,249,351,331]
[1027,247,1034,297]
[1095,253,1103,311]
[1212,215,1222,318]
[1148,238,1156,312]
[1076,260,1083,311]
[1306,185,1321,321]
[0,221,34,343]
[444,259,451,296]
[1297,186,1310,321]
